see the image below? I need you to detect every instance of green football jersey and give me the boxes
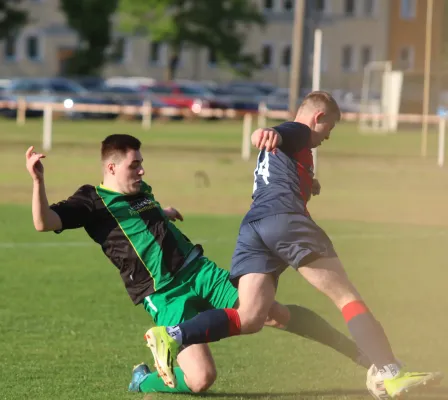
[50,181,201,304]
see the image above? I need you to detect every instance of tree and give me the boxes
[0,0,27,40]
[119,0,265,80]
[59,0,118,76]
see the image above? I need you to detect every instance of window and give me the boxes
[264,0,273,10]
[341,45,354,72]
[315,0,326,12]
[262,44,272,68]
[149,41,161,64]
[283,0,293,11]
[345,0,355,16]
[364,0,375,16]
[398,46,414,70]
[282,45,291,67]
[4,35,16,59]
[175,48,183,68]
[26,35,39,60]
[208,49,217,65]
[400,0,416,19]
[361,46,372,67]
[111,37,127,63]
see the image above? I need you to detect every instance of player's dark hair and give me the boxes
[101,134,141,161]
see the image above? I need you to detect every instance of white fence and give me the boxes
[0,99,445,167]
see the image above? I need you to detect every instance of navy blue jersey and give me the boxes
[242,122,313,224]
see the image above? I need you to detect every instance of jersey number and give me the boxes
[253,152,270,192]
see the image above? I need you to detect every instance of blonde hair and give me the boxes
[297,91,341,121]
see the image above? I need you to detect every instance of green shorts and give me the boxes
[142,256,238,326]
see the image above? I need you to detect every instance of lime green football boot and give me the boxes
[384,370,443,398]
[144,326,180,388]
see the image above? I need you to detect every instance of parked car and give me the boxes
[145,82,231,116]
[225,81,277,96]
[0,79,11,92]
[265,88,321,113]
[265,88,303,112]
[105,76,156,90]
[93,85,181,119]
[209,85,267,111]
[73,76,105,91]
[0,77,119,119]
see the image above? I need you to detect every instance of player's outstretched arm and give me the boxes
[25,146,62,232]
[251,128,282,152]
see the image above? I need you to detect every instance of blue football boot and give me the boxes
[128,363,151,392]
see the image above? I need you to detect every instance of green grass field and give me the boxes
[1,118,448,400]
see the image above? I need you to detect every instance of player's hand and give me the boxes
[163,207,184,222]
[311,179,321,196]
[25,146,46,182]
[252,128,280,153]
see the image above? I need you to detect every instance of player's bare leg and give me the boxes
[129,343,216,393]
[237,273,277,334]
[176,344,217,392]
[298,256,443,398]
[144,273,276,386]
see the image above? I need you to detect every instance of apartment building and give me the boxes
[0,0,392,94]
[387,0,447,112]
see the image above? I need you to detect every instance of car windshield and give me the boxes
[101,86,138,93]
[10,80,44,92]
[50,80,87,94]
[147,86,173,95]
[10,79,88,94]
[180,86,212,96]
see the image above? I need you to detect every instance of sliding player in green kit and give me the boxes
[26,134,371,394]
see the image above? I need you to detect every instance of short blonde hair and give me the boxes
[298,91,341,121]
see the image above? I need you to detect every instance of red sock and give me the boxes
[177,308,241,345]
[224,308,241,336]
[342,300,396,368]
[342,300,369,323]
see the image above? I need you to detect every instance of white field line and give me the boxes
[0,231,447,249]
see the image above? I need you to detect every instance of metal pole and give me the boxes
[312,29,322,92]
[258,101,267,128]
[421,0,434,157]
[43,104,53,151]
[288,0,306,117]
[438,117,446,167]
[242,113,252,161]
[17,97,26,126]
[142,100,152,130]
[311,28,322,177]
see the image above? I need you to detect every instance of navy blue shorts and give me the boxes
[230,213,337,284]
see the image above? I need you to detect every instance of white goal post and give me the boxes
[359,61,403,134]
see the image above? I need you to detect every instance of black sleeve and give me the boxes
[50,185,95,232]
[273,121,311,157]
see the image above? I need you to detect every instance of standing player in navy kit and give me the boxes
[147,91,443,398]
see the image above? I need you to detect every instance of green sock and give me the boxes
[284,304,371,369]
[139,367,192,393]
